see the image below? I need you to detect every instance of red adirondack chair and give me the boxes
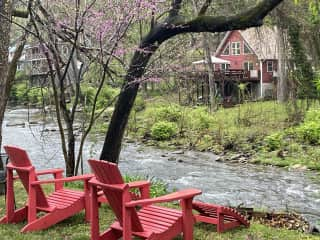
[88,159,202,240]
[0,145,92,232]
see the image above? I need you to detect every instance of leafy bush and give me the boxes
[123,175,167,197]
[10,81,28,103]
[153,105,182,122]
[304,109,320,122]
[151,121,178,141]
[27,87,50,104]
[10,81,50,105]
[296,121,320,144]
[81,84,119,110]
[133,95,146,112]
[264,133,283,151]
[80,84,96,105]
[96,86,119,110]
[186,108,215,131]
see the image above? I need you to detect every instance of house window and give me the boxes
[243,61,254,71]
[222,44,230,55]
[231,42,241,55]
[267,61,273,72]
[221,63,229,71]
[32,48,39,54]
[243,42,253,54]
[62,46,69,55]
[17,63,22,71]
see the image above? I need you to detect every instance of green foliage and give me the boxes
[295,109,320,144]
[264,133,283,151]
[151,121,178,141]
[296,121,320,144]
[153,105,182,122]
[80,83,119,111]
[123,175,168,197]
[304,108,320,122]
[188,108,215,131]
[133,95,146,112]
[287,22,316,98]
[96,86,119,110]
[10,80,50,105]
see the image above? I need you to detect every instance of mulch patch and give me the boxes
[236,207,315,233]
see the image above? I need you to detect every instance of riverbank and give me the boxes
[122,97,320,171]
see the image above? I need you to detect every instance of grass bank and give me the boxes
[0,182,319,240]
[125,96,320,170]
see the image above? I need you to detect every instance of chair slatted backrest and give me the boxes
[4,145,49,208]
[88,159,143,232]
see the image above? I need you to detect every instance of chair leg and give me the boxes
[100,228,122,240]
[181,198,194,240]
[217,212,224,233]
[0,206,27,224]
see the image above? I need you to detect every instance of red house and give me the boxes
[214,26,278,98]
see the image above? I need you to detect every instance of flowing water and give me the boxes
[2,108,320,228]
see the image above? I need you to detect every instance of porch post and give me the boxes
[260,60,263,98]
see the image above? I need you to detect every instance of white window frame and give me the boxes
[221,63,229,71]
[231,42,241,55]
[243,61,254,71]
[267,61,273,72]
[243,42,253,54]
[221,43,230,56]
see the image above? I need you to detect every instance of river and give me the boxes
[2,108,320,229]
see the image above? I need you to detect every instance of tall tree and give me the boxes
[100,0,285,163]
[0,0,28,152]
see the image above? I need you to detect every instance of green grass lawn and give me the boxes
[0,182,319,240]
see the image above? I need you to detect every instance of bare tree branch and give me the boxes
[199,0,213,15]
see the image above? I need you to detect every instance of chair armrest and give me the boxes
[7,163,34,172]
[125,188,202,207]
[89,177,127,191]
[128,180,150,189]
[30,174,94,185]
[35,168,64,176]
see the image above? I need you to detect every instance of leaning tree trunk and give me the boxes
[100,43,158,162]
[0,0,12,151]
[100,0,284,163]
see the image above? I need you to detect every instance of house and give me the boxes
[214,26,279,98]
[24,43,78,86]
[8,46,27,71]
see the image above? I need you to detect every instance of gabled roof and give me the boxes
[215,26,278,60]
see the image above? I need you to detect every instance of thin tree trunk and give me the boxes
[202,34,217,112]
[276,24,289,102]
[0,0,12,151]
[191,0,216,111]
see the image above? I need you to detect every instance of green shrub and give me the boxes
[133,95,146,112]
[296,121,320,144]
[96,86,119,110]
[151,121,178,141]
[304,109,320,122]
[183,108,215,132]
[81,84,96,105]
[123,175,167,197]
[10,81,28,103]
[264,132,283,151]
[154,105,182,122]
[81,84,119,109]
